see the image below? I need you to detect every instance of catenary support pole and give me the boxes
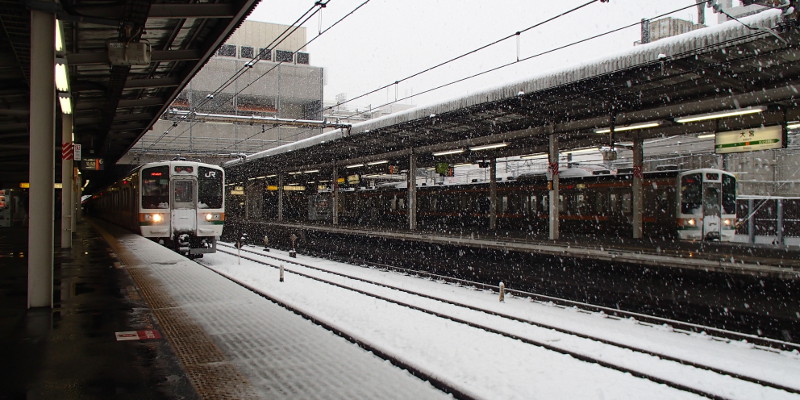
[28,8,56,308]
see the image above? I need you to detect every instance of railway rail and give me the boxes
[201,242,800,399]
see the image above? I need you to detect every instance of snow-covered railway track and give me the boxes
[205,243,800,400]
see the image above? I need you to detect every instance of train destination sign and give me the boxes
[714,125,783,154]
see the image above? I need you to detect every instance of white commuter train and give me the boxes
[87,160,225,257]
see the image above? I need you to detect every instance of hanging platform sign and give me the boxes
[715,125,784,154]
[80,158,104,170]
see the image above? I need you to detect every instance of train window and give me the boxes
[576,194,588,215]
[141,166,169,209]
[174,180,194,204]
[198,167,223,209]
[681,173,702,214]
[704,186,721,216]
[609,193,618,212]
[621,193,632,213]
[595,192,608,215]
[722,174,736,214]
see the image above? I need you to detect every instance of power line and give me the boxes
[213,0,373,151]
[336,1,714,123]
[142,1,332,151]
[155,0,372,152]
[221,0,610,150]
[324,0,601,114]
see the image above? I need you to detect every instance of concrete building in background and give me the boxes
[122,21,325,165]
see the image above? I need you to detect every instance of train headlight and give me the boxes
[687,218,696,226]
[140,213,165,224]
[204,213,222,221]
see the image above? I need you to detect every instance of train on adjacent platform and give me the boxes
[86,160,225,257]
[229,166,737,242]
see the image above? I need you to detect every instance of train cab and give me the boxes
[677,169,737,241]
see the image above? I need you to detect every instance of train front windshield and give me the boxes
[198,166,223,209]
[142,166,169,209]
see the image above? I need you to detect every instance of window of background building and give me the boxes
[296,52,310,65]
[259,48,272,61]
[275,50,294,63]
[217,44,236,57]
[240,46,254,59]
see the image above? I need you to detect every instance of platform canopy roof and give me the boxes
[227,9,800,181]
[0,0,260,192]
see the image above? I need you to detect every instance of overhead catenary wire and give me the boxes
[155,0,371,152]
[336,0,715,123]
[143,1,331,151]
[220,0,614,150]
[162,0,778,160]
[243,1,721,147]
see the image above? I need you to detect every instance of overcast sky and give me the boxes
[246,1,725,111]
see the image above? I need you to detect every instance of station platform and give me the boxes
[253,221,800,279]
[0,219,449,399]
[0,220,196,400]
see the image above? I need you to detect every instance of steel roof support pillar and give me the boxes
[277,173,284,222]
[408,153,417,231]
[489,159,497,230]
[28,8,56,308]
[61,114,73,249]
[632,135,644,239]
[332,167,339,225]
[548,129,560,241]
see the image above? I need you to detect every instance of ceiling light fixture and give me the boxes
[469,142,508,151]
[674,106,766,123]
[594,121,662,134]
[432,148,465,156]
[55,60,69,92]
[58,93,72,114]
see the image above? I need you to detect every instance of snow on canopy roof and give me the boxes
[228,9,783,168]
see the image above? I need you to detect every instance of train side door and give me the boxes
[171,178,197,232]
[702,172,723,241]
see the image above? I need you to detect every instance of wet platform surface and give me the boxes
[0,221,196,400]
[1,218,452,400]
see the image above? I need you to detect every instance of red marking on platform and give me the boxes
[115,329,162,341]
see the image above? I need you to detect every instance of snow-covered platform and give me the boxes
[97,220,450,399]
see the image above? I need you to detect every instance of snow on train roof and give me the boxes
[227,9,783,168]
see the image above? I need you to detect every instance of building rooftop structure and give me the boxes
[121,20,326,166]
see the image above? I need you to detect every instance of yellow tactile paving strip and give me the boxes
[92,220,259,399]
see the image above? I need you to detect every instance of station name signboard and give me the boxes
[715,125,784,154]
